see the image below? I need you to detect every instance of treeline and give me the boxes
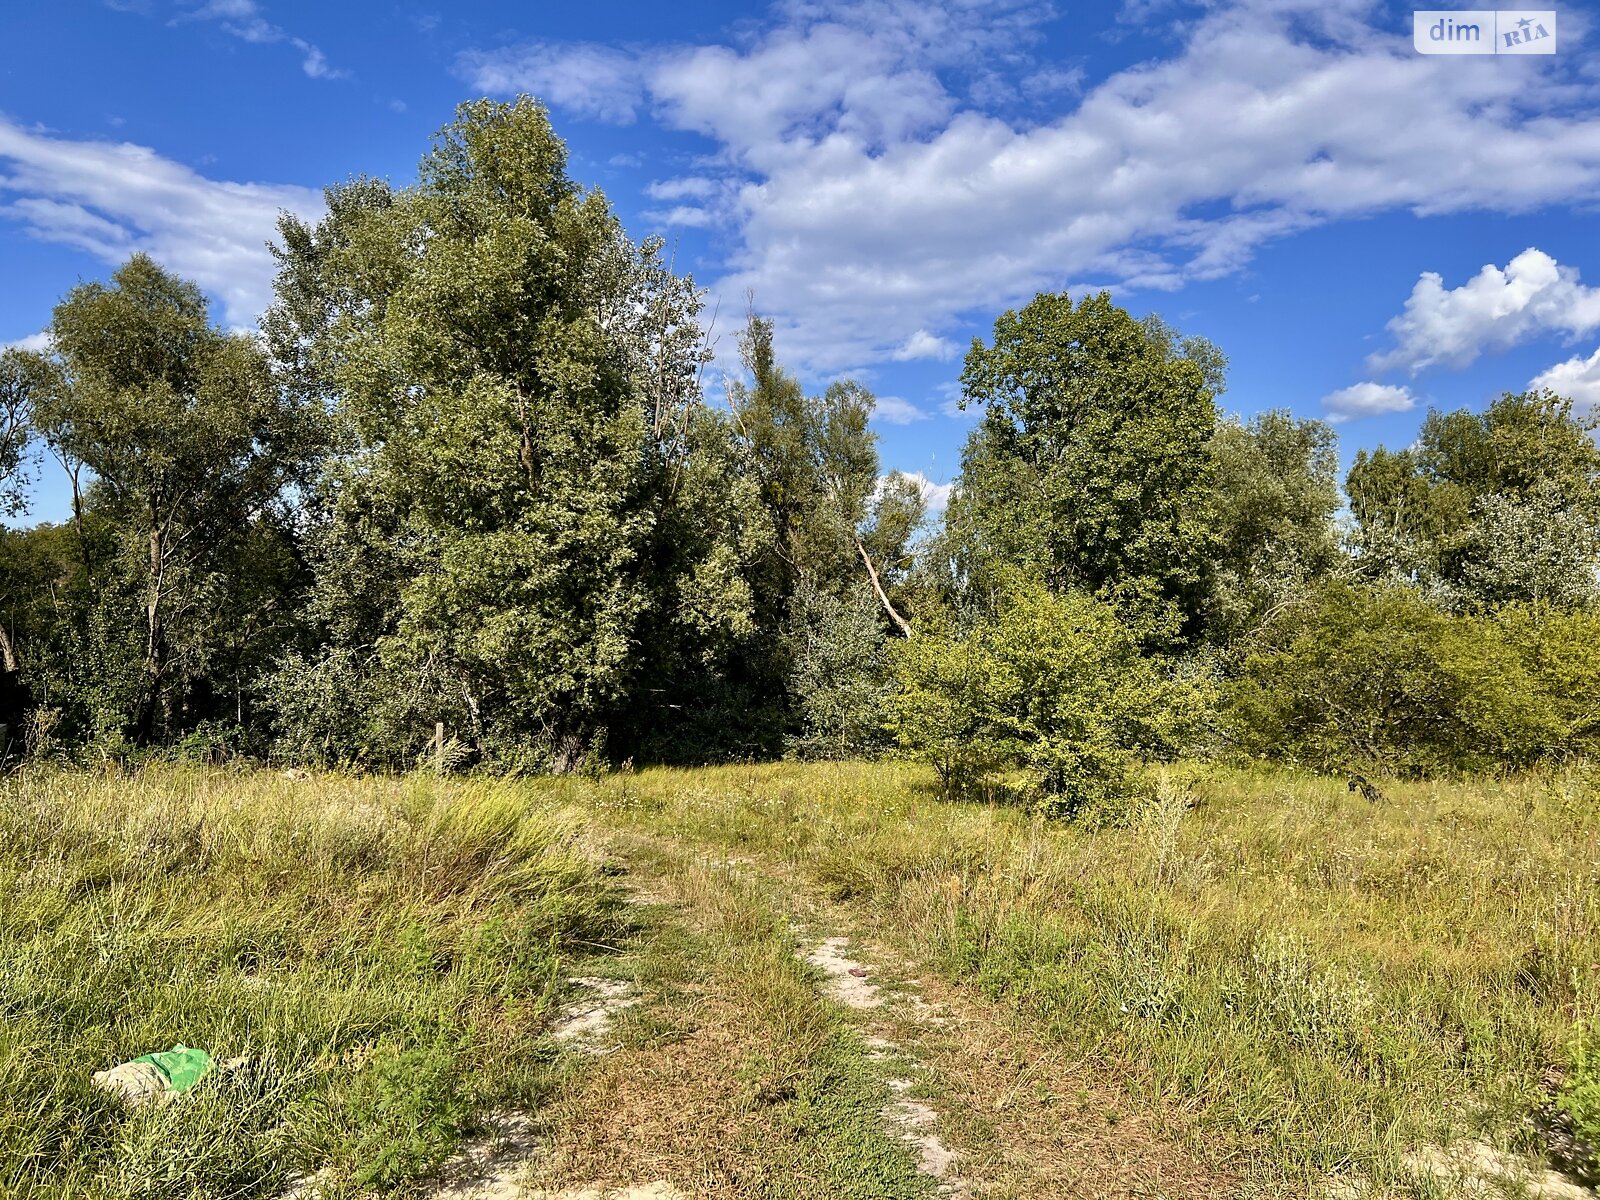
[2,99,1598,809]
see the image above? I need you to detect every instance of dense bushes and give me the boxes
[1228,584,1600,774]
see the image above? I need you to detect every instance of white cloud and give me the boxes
[181,0,343,79]
[1369,249,1600,374]
[890,329,957,361]
[293,39,339,80]
[0,118,323,326]
[1531,347,1600,417]
[465,0,1600,373]
[645,176,719,201]
[3,332,53,353]
[1322,381,1416,423]
[643,205,719,229]
[459,42,643,123]
[899,470,954,516]
[871,394,927,424]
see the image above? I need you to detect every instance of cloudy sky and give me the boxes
[3,0,1599,518]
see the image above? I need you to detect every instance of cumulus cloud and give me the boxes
[459,42,643,122]
[898,470,955,516]
[871,395,928,424]
[1322,381,1416,423]
[0,118,324,326]
[3,332,53,353]
[180,0,343,79]
[890,329,958,361]
[1369,249,1600,374]
[464,0,1600,372]
[1531,347,1600,417]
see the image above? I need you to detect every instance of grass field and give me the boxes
[0,769,623,1198]
[3,761,1597,1197]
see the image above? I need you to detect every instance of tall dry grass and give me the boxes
[0,766,621,1198]
[557,759,1600,1195]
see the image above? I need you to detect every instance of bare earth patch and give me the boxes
[551,978,640,1050]
[1406,1140,1592,1199]
[806,936,884,1008]
[427,1113,540,1199]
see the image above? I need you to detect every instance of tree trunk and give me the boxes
[135,520,167,744]
[855,537,912,637]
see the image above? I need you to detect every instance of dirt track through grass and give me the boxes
[512,838,938,1199]
[548,827,1240,1200]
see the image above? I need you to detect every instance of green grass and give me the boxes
[0,766,623,1198]
[545,759,1600,1196]
[7,760,1598,1197]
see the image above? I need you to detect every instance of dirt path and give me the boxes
[420,844,938,1199]
[405,817,1244,1200]
[506,829,1241,1199]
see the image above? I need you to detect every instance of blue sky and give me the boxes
[3,0,1599,521]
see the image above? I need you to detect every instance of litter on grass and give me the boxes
[92,1045,214,1108]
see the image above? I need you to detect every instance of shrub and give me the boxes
[890,573,1211,820]
[1226,583,1562,775]
[1497,604,1600,760]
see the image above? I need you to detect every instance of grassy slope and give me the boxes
[541,760,1600,1196]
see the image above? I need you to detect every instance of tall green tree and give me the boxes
[1347,390,1600,608]
[27,255,320,745]
[1206,409,1343,643]
[264,98,760,767]
[724,313,923,752]
[949,291,1221,638]
[0,349,42,743]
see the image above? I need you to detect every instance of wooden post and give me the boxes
[434,721,446,773]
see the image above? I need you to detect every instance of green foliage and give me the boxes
[327,1045,469,1190]
[787,579,894,759]
[1227,582,1571,774]
[891,573,1211,820]
[1206,409,1343,644]
[1496,605,1600,759]
[0,348,46,518]
[950,291,1221,638]
[1558,1022,1600,1184]
[263,99,748,767]
[1347,390,1600,608]
[4,99,1600,796]
[20,254,321,748]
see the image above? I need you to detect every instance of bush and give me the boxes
[1496,604,1600,760]
[890,573,1211,820]
[1227,583,1563,775]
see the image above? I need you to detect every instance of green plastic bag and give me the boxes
[129,1045,214,1092]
